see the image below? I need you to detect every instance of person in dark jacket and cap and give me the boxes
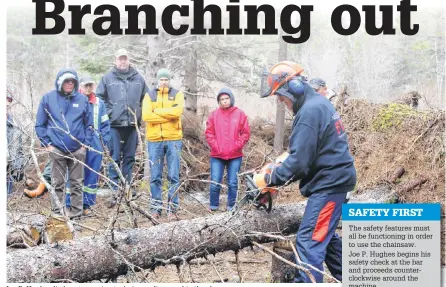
[310,77,340,105]
[309,78,328,96]
[255,61,356,283]
[205,87,250,212]
[96,48,149,208]
[35,68,94,219]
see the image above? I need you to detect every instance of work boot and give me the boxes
[82,208,93,217]
[65,207,82,219]
[23,183,47,198]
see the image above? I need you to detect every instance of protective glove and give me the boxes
[253,151,289,191]
[260,163,274,174]
[253,173,268,189]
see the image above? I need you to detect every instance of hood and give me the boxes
[217,87,235,107]
[54,68,79,96]
[292,83,318,114]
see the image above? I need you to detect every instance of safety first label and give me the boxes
[342,203,440,287]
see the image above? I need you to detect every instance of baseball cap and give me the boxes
[80,76,95,86]
[115,48,129,58]
[309,78,327,90]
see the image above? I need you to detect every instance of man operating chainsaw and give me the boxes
[254,61,357,283]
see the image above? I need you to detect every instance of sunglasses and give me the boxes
[64,79,76,84]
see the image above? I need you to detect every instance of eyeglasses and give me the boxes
[83,83,94,88]
[64,79,76,84]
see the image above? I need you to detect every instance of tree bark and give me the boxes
[396,177,428,193]
[183,36,198,116]
[273,29,288,155]
[7,188,398,283]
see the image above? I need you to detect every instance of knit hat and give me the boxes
[157,68,171,80]
[309,78,326,90]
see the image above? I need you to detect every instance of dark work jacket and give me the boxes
[266,82,357,197]
[96,66,148,127]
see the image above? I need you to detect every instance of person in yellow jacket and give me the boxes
[142,68,184,220]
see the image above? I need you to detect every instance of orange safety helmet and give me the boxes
[260,61,304,98]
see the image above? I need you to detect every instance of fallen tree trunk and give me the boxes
[7,188,398,283]
[348,185,398,203]
[7,203,306,283]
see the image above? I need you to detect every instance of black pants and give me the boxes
[108,127,138,191]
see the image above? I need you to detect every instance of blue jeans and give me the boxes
[209,157,242,211]
[293,191,347,283]
[148,140,182,215]
[108,127,138,192]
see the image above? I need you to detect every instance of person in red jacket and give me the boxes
[205,87,250,212]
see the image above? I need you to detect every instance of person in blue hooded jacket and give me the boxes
[255,61,357,283]
[65,76,111,216]
[35,68,93,219]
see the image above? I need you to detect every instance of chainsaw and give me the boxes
[231,152,289,214]
[231,172,278,214]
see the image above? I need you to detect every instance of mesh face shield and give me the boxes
[260,70,287,98]
[260,68,273,98]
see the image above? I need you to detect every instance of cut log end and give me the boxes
[45,218,74,244]
[29,227,41,244]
